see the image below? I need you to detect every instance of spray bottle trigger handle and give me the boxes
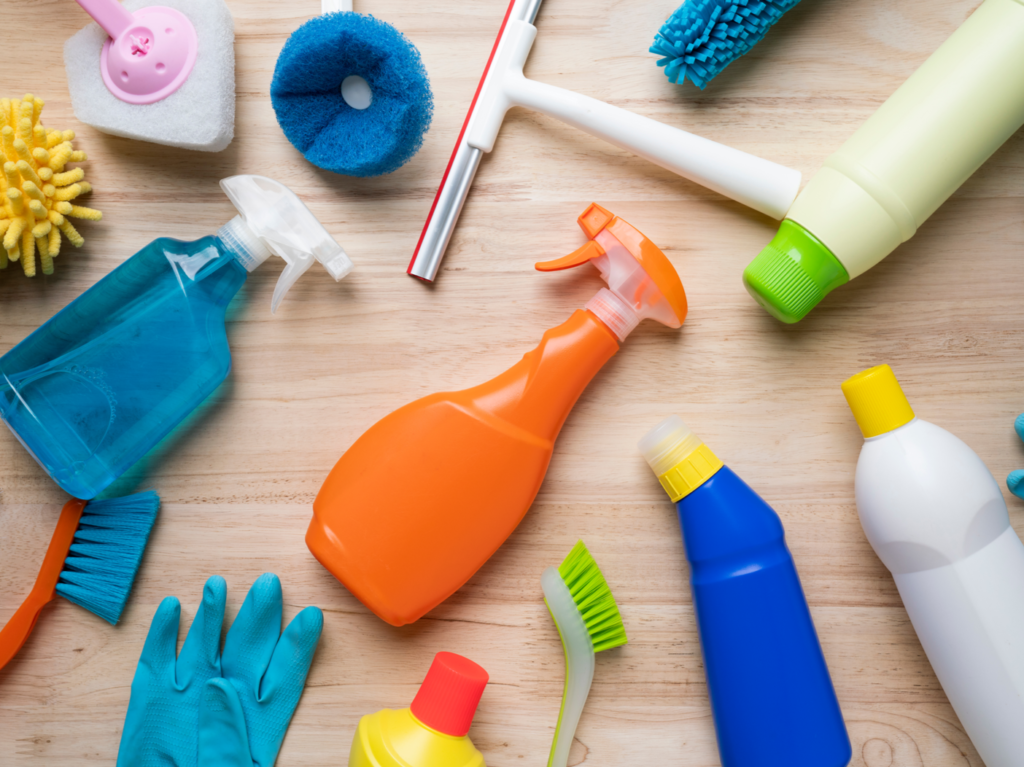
[535,240,606,272]
[270,255,315,314]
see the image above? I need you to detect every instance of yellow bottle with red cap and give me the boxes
[309,204,688,626]
[350,652,489,767]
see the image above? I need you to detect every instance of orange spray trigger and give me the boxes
[535,240,606,272]
[577,203,615,238]
[539,203,688,340]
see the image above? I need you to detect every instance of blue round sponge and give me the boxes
[271,13,433,177]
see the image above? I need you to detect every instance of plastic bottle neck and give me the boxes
[863,416,918,442]
[466,310,619,439]
[217,216,273,273]
[586,288,640,341]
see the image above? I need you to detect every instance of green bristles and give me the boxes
[557,540,627,652]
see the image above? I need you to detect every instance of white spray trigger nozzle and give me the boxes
[219,175,353,313]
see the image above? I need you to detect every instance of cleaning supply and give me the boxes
[312,203,687,626]
[0,175,352,500]
[350,651,488,767]
[651,0,803,88]
[271,0,433,177]
[1006,414,1024,498]
[743,0,1024,323]
[64,0,235,152]
[639,417,850,767]
[407,0,801,282]
[0,491,159,673]
[1,95,99,277]
[119,573,324,767]
[542,540,627,767]
[842,364,1024,767]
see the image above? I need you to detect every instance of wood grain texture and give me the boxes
[1,0,1022,764]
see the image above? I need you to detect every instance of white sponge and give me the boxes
[64,0,235,152]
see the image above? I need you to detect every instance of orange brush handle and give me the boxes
[0,498,86,671]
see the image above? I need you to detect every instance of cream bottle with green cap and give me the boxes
[744,0,1024,323]
[842,364,1024,767]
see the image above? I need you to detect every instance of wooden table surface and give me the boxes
[2,0,1023,764]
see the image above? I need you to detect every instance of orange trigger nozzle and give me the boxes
[535,240,606,272]
[577,203,614,238]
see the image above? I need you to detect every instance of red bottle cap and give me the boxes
[410,652,489,737]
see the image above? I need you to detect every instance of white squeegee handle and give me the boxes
[468,20,801,220]
[75,0,135,38]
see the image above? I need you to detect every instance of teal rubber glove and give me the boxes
[117,575,227,767]
[1009,414,1024,499]
[199,573,324,767]
[118,574,323,767]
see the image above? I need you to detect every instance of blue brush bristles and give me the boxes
[271,13,433,177]
[651,0,802,89]
[55,491,160,625]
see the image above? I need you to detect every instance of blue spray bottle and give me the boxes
[0,176,352,499]
[638,416,851,767]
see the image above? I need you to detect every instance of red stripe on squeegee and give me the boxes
[408,0,520,279]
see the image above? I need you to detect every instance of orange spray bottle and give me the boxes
[309,204,688,626]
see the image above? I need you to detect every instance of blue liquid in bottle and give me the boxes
[0,236,247,498]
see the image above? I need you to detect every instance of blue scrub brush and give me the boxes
[651,0,802,89]
[0,492,160,673]
[271,0,433,177]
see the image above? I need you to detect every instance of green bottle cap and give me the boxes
[742,220,849,323]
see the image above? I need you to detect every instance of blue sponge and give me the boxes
[271,13,433,177]
[651,0,802,89]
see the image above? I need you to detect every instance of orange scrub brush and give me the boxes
[0,94,100,277]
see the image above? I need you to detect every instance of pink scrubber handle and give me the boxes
[74,0,134,39]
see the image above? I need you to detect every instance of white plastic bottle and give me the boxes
[842,365,1024,767]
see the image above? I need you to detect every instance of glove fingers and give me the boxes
[199,678,254,767]
[1009,469,1024,499]
[248,606,324,767]
[177,575,227,687]
[117,597,180,767]
[1015,413,1024,442]
[138,596,181,673]
[223,573,283,691]
[260,606,324,703]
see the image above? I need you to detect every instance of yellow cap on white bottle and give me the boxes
[841,365,916,438]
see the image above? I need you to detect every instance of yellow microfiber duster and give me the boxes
[0,94,100,276]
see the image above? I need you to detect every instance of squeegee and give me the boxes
[408,0,802,282]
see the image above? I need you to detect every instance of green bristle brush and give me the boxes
[0,491,160,673]
[542,540,628,767]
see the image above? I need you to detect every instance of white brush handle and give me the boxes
[467,20,801,220]
[321,0,353,13]
[542,567,596,767]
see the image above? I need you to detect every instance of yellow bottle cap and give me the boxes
[638,416,724,502]
[841,364,915,438]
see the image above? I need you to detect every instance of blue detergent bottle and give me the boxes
[0,176,352,499]
[639,416,851,767]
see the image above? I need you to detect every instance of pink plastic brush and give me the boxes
[74,0,198,105]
